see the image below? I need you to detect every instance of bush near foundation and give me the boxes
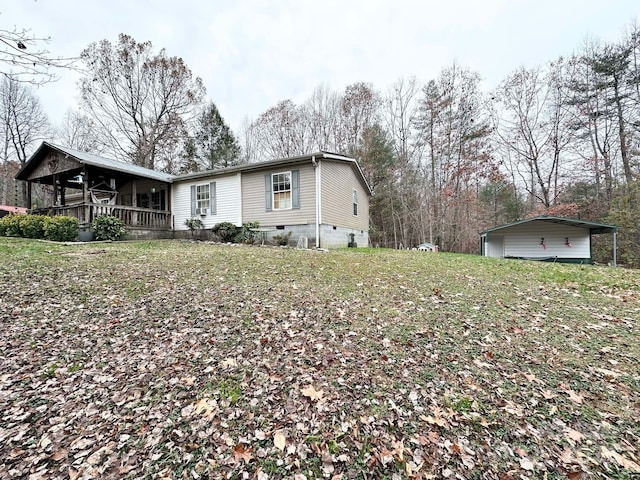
[92,215,127,241]
[43,216,79,242]
[0,214,23,237]
[19,214,46,239]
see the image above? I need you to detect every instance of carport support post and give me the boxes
[613,231,617,267]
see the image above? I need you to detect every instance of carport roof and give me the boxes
[481,216,617,235]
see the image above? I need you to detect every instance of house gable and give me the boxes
[320,159,369,231]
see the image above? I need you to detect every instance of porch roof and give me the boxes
[16,142,174,184]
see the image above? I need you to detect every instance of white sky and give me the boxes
[2,1,639,133]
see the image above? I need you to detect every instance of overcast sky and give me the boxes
[2,1,640,133]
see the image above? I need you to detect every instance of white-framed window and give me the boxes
[272,172,292,210]
[196,184,210,210]
[353,189,358,216]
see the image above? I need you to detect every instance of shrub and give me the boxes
[185,217,205,239]
[92,215,127,241]
[235,221,260,244]
[0,214,24,237]
[272,231,292,246]
[185,217,204,231]
[44,216,79,242]
[212,221,238,243]
[19,214,46,239]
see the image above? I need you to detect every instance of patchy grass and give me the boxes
[0,237,638,479]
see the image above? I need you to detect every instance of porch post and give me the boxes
[165,184,171,228]
[131,180,138,226]
[27,181,32,210]
[83,168,90,225]
[52,174,58,206]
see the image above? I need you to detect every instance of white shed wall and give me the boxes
[486,221,590,258]
[171,173,242,230]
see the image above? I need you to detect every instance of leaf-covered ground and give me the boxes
[0,238,638,479]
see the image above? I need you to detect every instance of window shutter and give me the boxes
[264,174,272,211]
[190,185,196,216]
[210,181,217,215]
[292,170,300,209]
[353,189,358,216]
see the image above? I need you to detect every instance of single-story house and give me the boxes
[480,216,618,265]
[15,142,371,248]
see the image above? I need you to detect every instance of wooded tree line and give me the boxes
[242,26,640,264]
[2,25,640,264]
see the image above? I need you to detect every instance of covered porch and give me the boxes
[16,143,173,230]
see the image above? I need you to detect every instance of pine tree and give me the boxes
[189,102,241,171]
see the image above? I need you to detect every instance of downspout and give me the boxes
[237,171,243,226]
[312,155,320,248]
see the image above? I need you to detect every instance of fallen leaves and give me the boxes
[233,444,253,464]
[1,239,638,479]
[301,384,324,401]
[273,430,287,451]
[564,389,585,404]
[601,446,640,473]
[519,456,535,471]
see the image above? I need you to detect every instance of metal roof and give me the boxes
[16,142,175,183]
[481,216,617,235]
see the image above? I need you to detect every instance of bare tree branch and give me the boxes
[0,27,79,86]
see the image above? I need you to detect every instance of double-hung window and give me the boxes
[272,172,292,210]
[196,184,210,211]
[191,182,216,216]
[265,170,299,211]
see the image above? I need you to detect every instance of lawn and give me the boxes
[0,238,638,479]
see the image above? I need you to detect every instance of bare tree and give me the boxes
[79,34,206,171]
[417,64,492,251]
[0,76,50,205]
[1,27,77,85]
[56,109,105,153]
[249,99,311,160]
[385,77,423,162]
[339,82,380,154]
[304,83,342,152]
[494,64,573,210]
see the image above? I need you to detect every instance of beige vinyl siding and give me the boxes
[241,163,316,225]
[320,160,369,231]
[501,222,590,258]
[172,173,241,230]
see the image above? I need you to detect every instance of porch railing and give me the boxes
[32,203,171,230]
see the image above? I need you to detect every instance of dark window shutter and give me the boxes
[264,174,272,211]
[292,170,300,209]
[190,185,196,216]
[210,181,217,215]
[353,190,358,216]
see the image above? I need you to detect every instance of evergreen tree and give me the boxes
[188,102,241,171]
